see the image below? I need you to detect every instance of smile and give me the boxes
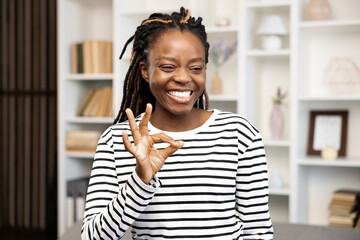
[167,91,192,99]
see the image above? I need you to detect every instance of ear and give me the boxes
[139,61,149,83]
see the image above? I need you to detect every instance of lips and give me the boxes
[167,91,192,98]
[166,90,193,103]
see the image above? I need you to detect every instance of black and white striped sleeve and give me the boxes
[81,128,161,240]
[236,131,274,239]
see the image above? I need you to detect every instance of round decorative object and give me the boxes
[324,57,360,95]
[321,147,338,161]
[305,0,331,21]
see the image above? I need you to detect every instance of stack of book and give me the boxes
[76,86,113,117]
[328,189,360,228]
[66,130,102,152]
[71,40,112,74]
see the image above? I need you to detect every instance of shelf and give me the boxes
[120,8,178,16]
[298,96,360,102]
[66,116,114,124]
[65,73,114,81]
[299,20,360,33]
[65,151,95,159]
[264,140,290,147]
[206,26,238,34]
[269,188,290,196]
[246,49,291,58]
[298,157,360,168]
[209,94,238,101]
[245,0,291,8]
[299,19,360,29]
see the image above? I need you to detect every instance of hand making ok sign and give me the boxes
[122,103,184,185]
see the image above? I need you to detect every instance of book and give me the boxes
[66,131,102,152]
[329,212,357,227]
[83,41,93,74]
[71,40,112,74]
[106,87,113,117]
[76,43,84,73]
[82,88,101,117]
[332,189,360,202]
[71,44,77,73]
[76,88,95,116]
[66,195,74,228]
[356,216,360,228]
[92,41,100,73]
[328,189,360,228]
[105,41,112,73]
[76,195,85,221]
[95,87,109,117]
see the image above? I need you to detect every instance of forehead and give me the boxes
[149,30,205,58]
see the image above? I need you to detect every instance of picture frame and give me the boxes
[307,110,348,156]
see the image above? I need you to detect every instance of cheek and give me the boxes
[196,72,207,89]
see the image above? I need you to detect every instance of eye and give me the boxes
[190,66,204,74]
[160,65,175,72]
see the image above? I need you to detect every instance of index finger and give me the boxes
[139,103,152,136]
[125,108,141,144]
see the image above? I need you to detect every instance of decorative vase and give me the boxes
[270,103,284,140]
[305,0,331,21]
[211,72,223,95]
[269,168,284,190]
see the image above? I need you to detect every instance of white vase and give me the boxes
[270,103,284,140]
[269,168,284,190]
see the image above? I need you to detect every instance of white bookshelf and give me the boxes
[57,0,116,236]
[57,0,360,236]
[292,0,360,225]
[240,0,292,223]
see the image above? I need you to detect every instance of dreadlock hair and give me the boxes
[113,7,210,124]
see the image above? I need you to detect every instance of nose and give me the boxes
[173,68,190,85]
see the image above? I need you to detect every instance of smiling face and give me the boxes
[140,30,206,118]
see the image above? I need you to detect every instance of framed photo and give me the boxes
[307,110,348,156]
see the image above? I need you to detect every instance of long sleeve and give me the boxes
[81,127,161,240]
[236,131,274,239]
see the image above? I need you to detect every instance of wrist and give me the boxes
[135,166,152,185]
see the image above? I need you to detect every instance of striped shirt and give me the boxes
[81,109,273,240]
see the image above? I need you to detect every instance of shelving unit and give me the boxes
[240,0,292,223]
[57,0,115,236]
[57,0,360,237]
[292,0,360,225]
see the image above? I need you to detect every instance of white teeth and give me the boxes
[167,91,191,99]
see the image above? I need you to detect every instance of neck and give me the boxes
[150,106,209,132]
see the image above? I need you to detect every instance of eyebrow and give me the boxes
[155,57,205,64]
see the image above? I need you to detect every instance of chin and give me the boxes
[165,104,196,116]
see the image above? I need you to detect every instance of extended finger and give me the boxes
[125,108,141,144]
[139,103,152,136]
[122,130,137,156]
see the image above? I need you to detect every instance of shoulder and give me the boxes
[98,114,143,143]
[212,109,259,137]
